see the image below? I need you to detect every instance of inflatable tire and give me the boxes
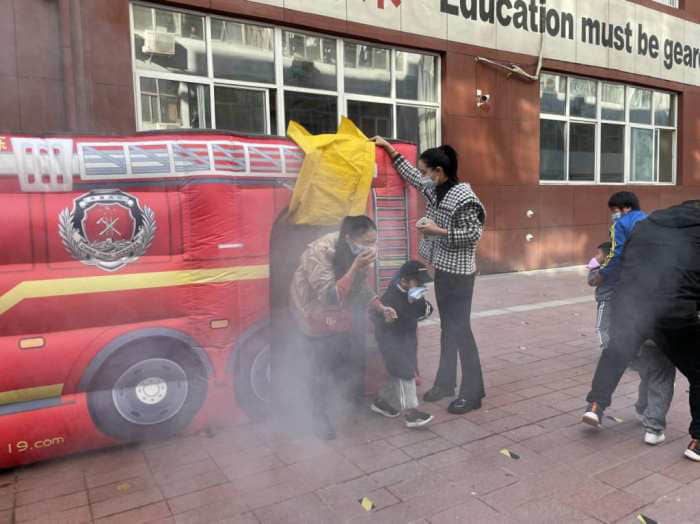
[87,337,208,442]
[234,326,272,421]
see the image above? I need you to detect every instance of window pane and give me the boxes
[631,128,654,181]
[133,5,152,31]
[139,77,210,130]
[397,106,438,153]
[601,83,625,121]
[396,52,437,103]
[601,124,624,183]
[654,92,674,127]
[282,32,337,91]
[569,123,595,181]
[539,120,566,181]
[211,20,275,84]
[347,101,392,138]
[133,7,207,76]
[284,91,337,135]
[630,88,652,124]
[569,77,597,119]
[215,87,266,134]
[657,129,674,183]
[540,73,566,115]
[344,43,390,97]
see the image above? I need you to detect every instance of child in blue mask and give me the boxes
[370,260,435,427]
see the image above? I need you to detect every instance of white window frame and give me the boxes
[652,0,678,8]
[129,1,441,147]
[539,72,677,186]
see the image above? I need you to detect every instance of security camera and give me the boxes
[476,89,491,107]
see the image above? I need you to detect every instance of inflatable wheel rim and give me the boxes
[111,358,189,426]
[250,344,271,404]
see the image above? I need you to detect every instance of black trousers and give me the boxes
[587,298,700,438]
[309,332,366,417]
[434,270,485,402]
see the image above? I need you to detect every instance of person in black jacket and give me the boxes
[580,200,700,462]
[370,261,435,428]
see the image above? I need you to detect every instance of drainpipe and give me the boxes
[59,0,77,130]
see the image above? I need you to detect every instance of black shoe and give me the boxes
[312,413,336,440]
[423,385,455,402]
[370,398,400,418]
[405,409,434,428]
[447,397,482,415]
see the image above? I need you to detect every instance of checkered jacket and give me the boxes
[394,155,485,275]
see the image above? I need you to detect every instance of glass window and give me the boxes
[139,77,210,130]
[601,83,625,121]
[215,87,266,134]
[569,77,597,119]
[133,7,207,76]
[630,88,652,124]
[396,52,437,103]
[653,0,678,7]
[631,128,654,182]
[344,43,391,97]
[539,72,676,185]
[347,101,392,138]
[540,73,566,115]
[282,31,337,91]
[600,124,624,183]
[284,92,337,135]
[569,123,595,181]
[654,92,674,127]
[540,120,566,181]
[397,106,438,152]
[211,20,274,83]
[657,129,674,183]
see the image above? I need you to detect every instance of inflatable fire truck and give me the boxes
[0,131,419,468]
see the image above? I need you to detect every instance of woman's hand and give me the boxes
[371,136,397,157]
[416,218,447,237]
[382,306,398,323]
[352,247,376,270]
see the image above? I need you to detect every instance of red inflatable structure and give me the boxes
[0,131,419,468]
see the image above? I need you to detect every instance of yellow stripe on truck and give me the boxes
[0,383,63,406]
[0,265,269,316]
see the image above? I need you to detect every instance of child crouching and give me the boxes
[371,260,434,428]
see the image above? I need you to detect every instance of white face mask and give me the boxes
[611,211,622,221]
[348,241,368,256]
[422,177,436,191]
[408,286,428,303]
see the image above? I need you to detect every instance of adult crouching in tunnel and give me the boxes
[290,216,398,440]
[581,200,700,462]
[372,137,486,415]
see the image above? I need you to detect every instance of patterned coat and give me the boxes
[393,155,485,275]
[290,232,376,337]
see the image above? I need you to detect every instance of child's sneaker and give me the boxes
[582,402,604,428]
[644,431,666,446]
[405,409,433,428]
[684,439,700,461]
[370,398,400,418]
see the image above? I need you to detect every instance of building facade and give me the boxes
[1,0,699,273]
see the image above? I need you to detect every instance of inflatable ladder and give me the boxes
[373,189,410,292]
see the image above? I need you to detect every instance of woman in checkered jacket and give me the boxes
[372,136,487,415]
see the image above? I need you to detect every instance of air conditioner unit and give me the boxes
[143,30,176,55]
[155,123,181,130]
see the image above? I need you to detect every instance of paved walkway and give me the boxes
[2,268,698,524]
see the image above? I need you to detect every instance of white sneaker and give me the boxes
[644,432,665,446]
[581,402,603,428]
[684,439,700,461]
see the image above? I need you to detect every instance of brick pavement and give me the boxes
[3,267,698,524]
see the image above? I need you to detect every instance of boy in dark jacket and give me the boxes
[371,261,434,428]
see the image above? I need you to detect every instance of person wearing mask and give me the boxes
[580,200,700,462]
[371,137,486,415]
[290,215,397,440]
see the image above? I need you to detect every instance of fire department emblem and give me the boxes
[59,189,156,271]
